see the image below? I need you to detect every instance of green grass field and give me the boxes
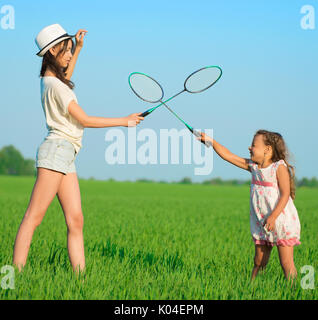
[0,175,317,300]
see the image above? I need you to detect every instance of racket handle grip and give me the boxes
[193,129,212,148]
[141,110,151,117]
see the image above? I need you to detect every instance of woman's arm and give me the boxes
[65,29,87,80]
[68,100,143,128]
[264,164,290,231]
[199,132,250,171]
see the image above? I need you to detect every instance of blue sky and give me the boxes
[0,0,317,182]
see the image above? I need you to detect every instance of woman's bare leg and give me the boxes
[13,168,64,271]
[57,172,85,273]
[251,244,273,280]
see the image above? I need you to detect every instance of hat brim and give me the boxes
[36,34,75,57]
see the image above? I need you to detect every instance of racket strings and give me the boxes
[184,66,222,93]
[129,73,163,103]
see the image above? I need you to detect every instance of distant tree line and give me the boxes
[295,177,318,188]
[135,176,318,188]
[1,145,317,188]
[0,145,36,176]
[202,177,318,188]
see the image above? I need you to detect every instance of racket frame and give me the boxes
[136,65,222,117]
[128,70,216,148]
[128,72,164,103]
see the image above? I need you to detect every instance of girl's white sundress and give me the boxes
[249,159,301,247]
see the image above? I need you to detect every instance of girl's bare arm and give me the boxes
[268,164,290,219]
[263,164,290,231]
[199,132,250,171]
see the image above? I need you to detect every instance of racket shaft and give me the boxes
[161,102,211,148]
[141,90,185,117]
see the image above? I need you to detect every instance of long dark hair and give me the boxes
[40,38,75,90]
[254,129,296,199]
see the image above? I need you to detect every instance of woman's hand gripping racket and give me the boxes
[128,71,217,147]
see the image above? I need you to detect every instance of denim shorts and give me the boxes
[36,138,77,175]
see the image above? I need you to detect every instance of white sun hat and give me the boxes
[35,23,75,57]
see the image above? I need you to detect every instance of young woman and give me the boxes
[12,24,144,273]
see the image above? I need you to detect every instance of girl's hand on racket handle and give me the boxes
[196,132,213,147]
[124,113,144,127]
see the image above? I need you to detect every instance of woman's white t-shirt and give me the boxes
[40,76,84,153]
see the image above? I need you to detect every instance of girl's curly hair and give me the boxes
[254,129,296,199]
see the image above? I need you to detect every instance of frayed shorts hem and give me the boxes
[36,161,76,175]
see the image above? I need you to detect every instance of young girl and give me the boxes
[12,24,144,273]
[199,129,301,280]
